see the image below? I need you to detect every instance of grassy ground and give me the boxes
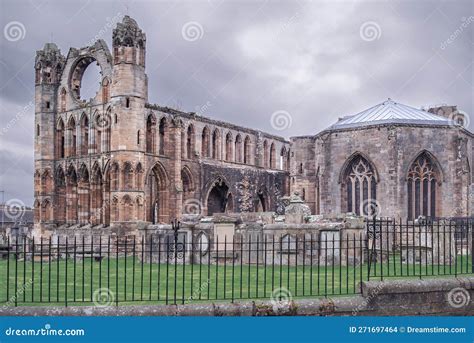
[0,255,471,306]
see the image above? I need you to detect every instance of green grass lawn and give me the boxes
[0,254,471,306]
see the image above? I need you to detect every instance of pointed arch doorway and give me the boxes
[207,178,229,215]
[145,162,169,224]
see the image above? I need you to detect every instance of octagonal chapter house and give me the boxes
[290,99,473,219]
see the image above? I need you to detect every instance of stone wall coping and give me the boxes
[145,103,290,143]
[211,215,238,223]
[361,276,474,297]
[0,297,366,317]
[263,223,344,231]
[1,277,473,316]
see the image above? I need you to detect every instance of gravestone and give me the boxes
[212,215,237,261]
[319,230,340,265]
[400,221,455,265]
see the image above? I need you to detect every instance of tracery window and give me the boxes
[344,156,377,216]
[407,153,438,219]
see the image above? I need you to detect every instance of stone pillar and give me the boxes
[255,132,263,167]
[318,134,332,215]
[387,126,399,218]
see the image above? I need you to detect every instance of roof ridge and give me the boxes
[336,101,384,122]
[329,98,457,130]
[395,101,449,121]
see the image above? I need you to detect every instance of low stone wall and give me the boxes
[2,277,472,316]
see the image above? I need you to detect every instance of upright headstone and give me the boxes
[212,215,237,254]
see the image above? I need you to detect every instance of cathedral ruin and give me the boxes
[33,16,473,237]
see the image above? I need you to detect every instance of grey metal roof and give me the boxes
[328,99,458,130]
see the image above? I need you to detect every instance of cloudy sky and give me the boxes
[0,0,472,206]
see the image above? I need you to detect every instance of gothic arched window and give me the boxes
[110,162,119,190]
[123,162,133,190]
[146,114,156,154]
[407,153,439,219]
[235,134,242,163]
[186,124,195,159]
[202,127,210,158]
[79,114,89,156]
[280,147,287,170]
[159,117,167,155]
[269,142,276,169]
[225,132,233,161]
[56,118,65,158]
[67,117,76,157]
[244,136,251,164]
[60,88,66,112]
[343,155,377,216]
[212,129,220,159]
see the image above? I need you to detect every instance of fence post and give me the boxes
[181,234,186,305]
[23,238,27,303]
[31,238,34,302]
[115,237,119,306]
[73,237,76,303]
[65,237,68,307]
[148,234,152,302]
[40,237,43,302]
[471,219,474,273]
[224,235,227,300]
[14,236,18,307]
[366,218,376,281]
[49,237,52,303]
[231,236,235,303]
[6,236,9,303]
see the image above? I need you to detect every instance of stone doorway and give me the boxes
[207,181,229,215]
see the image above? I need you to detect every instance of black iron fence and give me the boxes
[0,218,472,306]
[366,217,473,279]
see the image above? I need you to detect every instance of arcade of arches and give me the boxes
[34,158,285,226]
